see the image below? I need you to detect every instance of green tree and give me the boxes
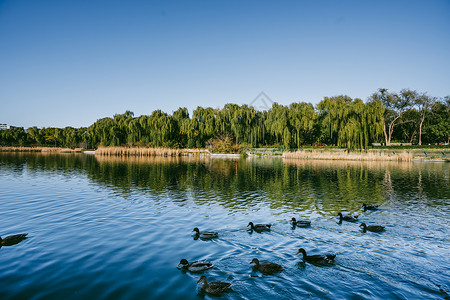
[414,93,435,145]
[370,88,416,145]
[422,98,450,144]
[288,102,317,147]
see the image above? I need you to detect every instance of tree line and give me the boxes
[1,89,449,149]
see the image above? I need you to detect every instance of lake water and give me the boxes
[0,153,449,299]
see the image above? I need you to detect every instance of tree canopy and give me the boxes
[1,89,448,149]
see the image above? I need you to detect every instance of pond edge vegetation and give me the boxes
[1,88,448,161]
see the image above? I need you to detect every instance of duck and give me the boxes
[192,228,218,240]
[359,223,385,233]
[337,212,358,223]
[296,248,336,266]
[250,258,284,274]
[178,259,213,273]
[291,217,311,227]
[362,203,378,211]
[247,222,271,233]
[0,233,28,247]
[196,275,232,296]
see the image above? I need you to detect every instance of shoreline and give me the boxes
[1,146,448,162]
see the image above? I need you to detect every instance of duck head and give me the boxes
[197,275,207,284]
[291,218,297,223]
[192,228,200,234]
[249,258,260,266]
[296,248,307,257]
[359,223,367,231]
[247,222,254,229]
[178,259,189,267]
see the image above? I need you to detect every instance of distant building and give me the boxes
[0,123,15,130]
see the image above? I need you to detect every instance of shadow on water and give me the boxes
[0,152,449,299]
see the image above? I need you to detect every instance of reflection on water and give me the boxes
[91,154,449,214]
[0,152,449,300]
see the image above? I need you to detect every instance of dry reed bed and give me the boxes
[283,150,412,162]
[0,146,82,153]
[94,154,211,165]
[95,146,181,157]
[282,157,417,172]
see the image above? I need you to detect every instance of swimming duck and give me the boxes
[178,259,213,273]
[250,258,284,274]
[0,233,28,247]
[247,222,271,232]
[291,218,311,227]
[192,228,218,240]
[296,248,336,266]
[359,223,385,233]
[362,203,378,211]
[337,212,358,223]
[196,275,232,296]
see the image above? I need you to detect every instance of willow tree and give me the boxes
[232,104,257,145]
[317,95,352,146]
[0,127,26,146]
[366,99,385,145]
[172,107,190,147]
[191,106,218,147]
[248,110,266,147]
[127,118,142,145]
[318,96,384,149]
[336,99,361,149]
[111,111,134,146]
[288,102,317,147]
[27,126,44,145]
[265,103,289,147]
[140,110,175,147]
[422,98,450,144]
[62,126,77,148]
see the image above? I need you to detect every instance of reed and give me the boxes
[94,154,211,165]
[282,157,416,173]
[282,149,412,162]
[95,146,181,157]
[0,146,82,153]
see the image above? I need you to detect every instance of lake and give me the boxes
[0,153,449,299]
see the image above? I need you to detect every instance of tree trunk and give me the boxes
[409,129,417,144]
[386,115,401,146]
[418,116,424,145]
[382,118,388,146]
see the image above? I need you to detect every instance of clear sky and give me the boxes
[1,0,449,128]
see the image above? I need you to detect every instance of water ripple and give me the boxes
[0,154,449,299]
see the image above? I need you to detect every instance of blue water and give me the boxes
[0,153,449,299]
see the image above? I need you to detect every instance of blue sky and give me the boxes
[1,0,449,128]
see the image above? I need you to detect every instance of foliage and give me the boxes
[1,89,448,149]
[206,134,251,153]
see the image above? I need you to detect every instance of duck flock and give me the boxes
[178,203,384,296]
[1,203,385,297]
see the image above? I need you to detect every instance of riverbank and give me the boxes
[0,146,84,153]
[283,148,450,161]
[1,146,448,161]
[282,149,413,161]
